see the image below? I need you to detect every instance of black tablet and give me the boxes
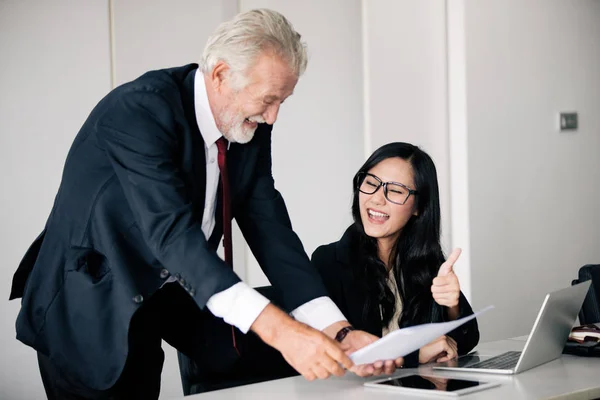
[364,373,500,397]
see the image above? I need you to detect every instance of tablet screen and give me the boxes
[378,374,483,391]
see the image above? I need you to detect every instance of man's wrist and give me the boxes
[250,303,291,347]
[322,320,349,340]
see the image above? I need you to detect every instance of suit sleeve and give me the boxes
[446,292,480,355]
[405,292,480,368]
[97,89,240,308]
[310,245,346,314]
[235,129,329,312]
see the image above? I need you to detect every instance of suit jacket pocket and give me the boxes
[74,248,111,283]
[41,248,132,390]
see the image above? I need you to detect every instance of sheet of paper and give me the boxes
[350,306,494,365]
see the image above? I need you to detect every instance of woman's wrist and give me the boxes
[447,304,460,320]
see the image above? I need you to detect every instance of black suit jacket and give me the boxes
[10,64,327,390]
[311,226,479,367]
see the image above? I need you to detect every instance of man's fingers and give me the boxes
[394,357,404,368]
[312,365,330,380]
[371,360,384,376]
[351,364,374,377]
[340,341,352,354]
[320,355,345,377]
[326,343,354,370]
[303,370,317,381]
[383,360,396,375]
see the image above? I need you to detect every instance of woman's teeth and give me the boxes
[368,209,389,218]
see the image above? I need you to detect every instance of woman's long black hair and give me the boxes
[351,142,445,328]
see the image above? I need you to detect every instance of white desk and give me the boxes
[177,338,600,400]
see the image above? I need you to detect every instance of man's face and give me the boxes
[212,52,298,143]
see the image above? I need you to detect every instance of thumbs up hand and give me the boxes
[431,248,462,308]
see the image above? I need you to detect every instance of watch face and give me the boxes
[335,326,355,342]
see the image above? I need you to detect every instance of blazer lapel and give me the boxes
[227,129,262,208]
[181,67,207,225]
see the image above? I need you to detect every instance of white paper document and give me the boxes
[350,306,494,365]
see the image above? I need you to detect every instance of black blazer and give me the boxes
[311,226,479,367]
[10,64,328,390]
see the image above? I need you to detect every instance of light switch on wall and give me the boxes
[559,112,578,131]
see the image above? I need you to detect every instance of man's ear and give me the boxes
[210,61,231,93]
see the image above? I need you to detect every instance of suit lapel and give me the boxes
[179,65,261,249]
[227,128,263,209]
[181,67,207,225]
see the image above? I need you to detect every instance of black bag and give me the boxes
[563,340,600,357]
[571,264,600,325]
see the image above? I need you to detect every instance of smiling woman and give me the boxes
[311,142,480,371]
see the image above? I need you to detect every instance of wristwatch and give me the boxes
[335,326,355,343]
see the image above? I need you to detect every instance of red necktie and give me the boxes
[216,137,233,267]
[216,137,239,355]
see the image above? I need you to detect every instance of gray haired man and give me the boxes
[11,9,391,400]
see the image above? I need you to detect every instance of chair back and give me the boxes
[178,285,297,395]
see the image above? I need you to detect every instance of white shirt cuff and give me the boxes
[290,296,347,331]
[206,282,270,334]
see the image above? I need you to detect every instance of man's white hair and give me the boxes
[200,9,308,86]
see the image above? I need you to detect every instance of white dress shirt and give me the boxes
[185,69,347,334]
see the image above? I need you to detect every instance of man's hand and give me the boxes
[432,248,462,317]
[341,330,403,376]
[323,321,403,377]
[419,335,458,364]
[251,304,353,381]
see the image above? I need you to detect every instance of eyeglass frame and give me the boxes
[356,172,418,205]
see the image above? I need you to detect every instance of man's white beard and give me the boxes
[220,110,264,144]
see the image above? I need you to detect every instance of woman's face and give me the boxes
[359,157,419,244]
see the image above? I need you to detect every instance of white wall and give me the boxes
[460,0,600,342]
[0,1,112,399]
[363,0,457,285]
[3,1,600,398]
[239,0,365,286]
[112,0,237,86]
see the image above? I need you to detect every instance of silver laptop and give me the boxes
[433,281,591,375]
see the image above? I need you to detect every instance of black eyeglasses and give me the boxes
[356,172,418,205]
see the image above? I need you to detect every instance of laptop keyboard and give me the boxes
[465,351,522,370]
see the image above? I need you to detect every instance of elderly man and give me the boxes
[10,9,395,400]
